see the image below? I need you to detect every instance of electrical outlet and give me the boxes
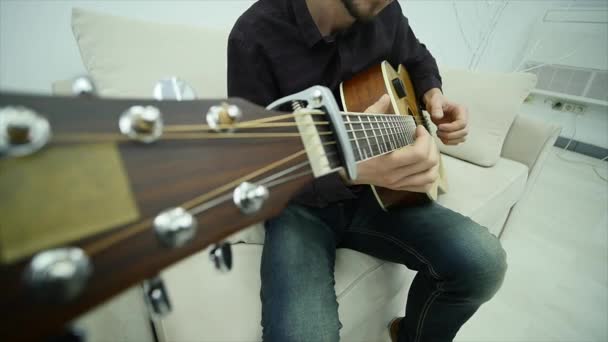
[546,98,586,114]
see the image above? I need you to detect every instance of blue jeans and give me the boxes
[260,188,507,342]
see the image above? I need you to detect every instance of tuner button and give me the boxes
[119,106,163,143]
[209,242,232,273]
[153,77,197,101]
[143,276,172,318]
[233,182,269,215]
[0,106,51,157]
[311,89,324,107]
[24,247,92,303]
[153,207,198,248]
[71,76,96,97]
[206,103,241,132]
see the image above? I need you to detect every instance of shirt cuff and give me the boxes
[414,75,443,110]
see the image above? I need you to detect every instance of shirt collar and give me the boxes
[292,0,324,47]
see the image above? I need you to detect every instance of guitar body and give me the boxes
[340,61,448,209]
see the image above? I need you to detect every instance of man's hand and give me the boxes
[423,88,469,145]
[345,94,440,193]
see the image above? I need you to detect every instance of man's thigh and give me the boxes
[343,194,506,281]
[261,204,342,341]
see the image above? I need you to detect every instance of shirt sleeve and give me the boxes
[391,15,443,109]
[227,33,279,107]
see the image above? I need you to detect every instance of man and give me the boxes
[227,0,507,341]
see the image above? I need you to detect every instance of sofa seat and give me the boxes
[437,155,529,236]
[157,245,412,342]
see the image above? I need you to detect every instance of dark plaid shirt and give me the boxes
[227,0,442,207]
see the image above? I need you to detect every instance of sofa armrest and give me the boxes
[499,114,561,237]
[501,114,561,178]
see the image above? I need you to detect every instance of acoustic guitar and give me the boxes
[340,60,448,209]
[0,61,445,341]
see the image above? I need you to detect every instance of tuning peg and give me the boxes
[143,276,172,318]
[206,103,242,132]
[153,207,198,248]
[0,106,51,157]
[119,105,164,143]
[24,247,92,304]
[233,182,269,215]
[71,76,96,97]
[153,77,197,101]
[209,242,232,273]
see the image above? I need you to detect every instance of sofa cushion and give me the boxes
[71,8,228,98]
[437,67,537,167]
[158,244,412,342]
[437,155,529,236]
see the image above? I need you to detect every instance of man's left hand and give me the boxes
[423,88,469,146]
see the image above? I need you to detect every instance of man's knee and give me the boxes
[439,221,507,303]
[455,230,507,302]
[262,286,341,342]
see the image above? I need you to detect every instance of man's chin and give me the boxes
[341,0,379,22]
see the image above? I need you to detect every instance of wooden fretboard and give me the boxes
[341,112,417,162]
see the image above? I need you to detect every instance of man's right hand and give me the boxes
[348,94,440,193]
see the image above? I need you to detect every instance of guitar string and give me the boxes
[72,113,416,254]
[52,117,417,143]
[83,148,314,256]
[80,120,416,256]
[162,110,421,131]
[188,159,322,216]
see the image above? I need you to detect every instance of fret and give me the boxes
[345,114,364,161]
[391,117,400,149]
[391,116,404,148]
[374,116,389,153]
[358,115,373,159]
[397,116,410,145]
[408,116,416,144]
[403,116,412,145]
[408,117,415,144]
[381,117,395,150]
[368,115,382,156]
[405,116,416,144]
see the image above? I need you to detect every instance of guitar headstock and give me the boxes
[0,92,326,340]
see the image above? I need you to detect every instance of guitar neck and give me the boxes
[341,111,417,162]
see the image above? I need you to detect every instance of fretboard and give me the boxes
[341,112,417,162]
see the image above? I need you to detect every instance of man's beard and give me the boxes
[340,0,373,21]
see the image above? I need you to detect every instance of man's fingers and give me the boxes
[428,98,444,120]
[384,127,432,168]
[439,137,466,145]
[437,128,468,140]
[383,154,438,186]
[437,119,467,132]
[395,164,439,189]
[365,94,391,114]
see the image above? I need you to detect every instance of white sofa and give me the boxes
[62,8,561,342]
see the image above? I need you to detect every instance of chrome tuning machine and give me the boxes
[206,103,242,132]
[119,105,164,143]
[209,242,233,273]
[0,106,51,157]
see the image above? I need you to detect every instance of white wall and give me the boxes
[0,0,255,94]
[1,0,579,94]
[1,0,606,148]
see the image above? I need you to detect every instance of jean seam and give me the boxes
[414,282,444,342]
[345,229,443,280]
